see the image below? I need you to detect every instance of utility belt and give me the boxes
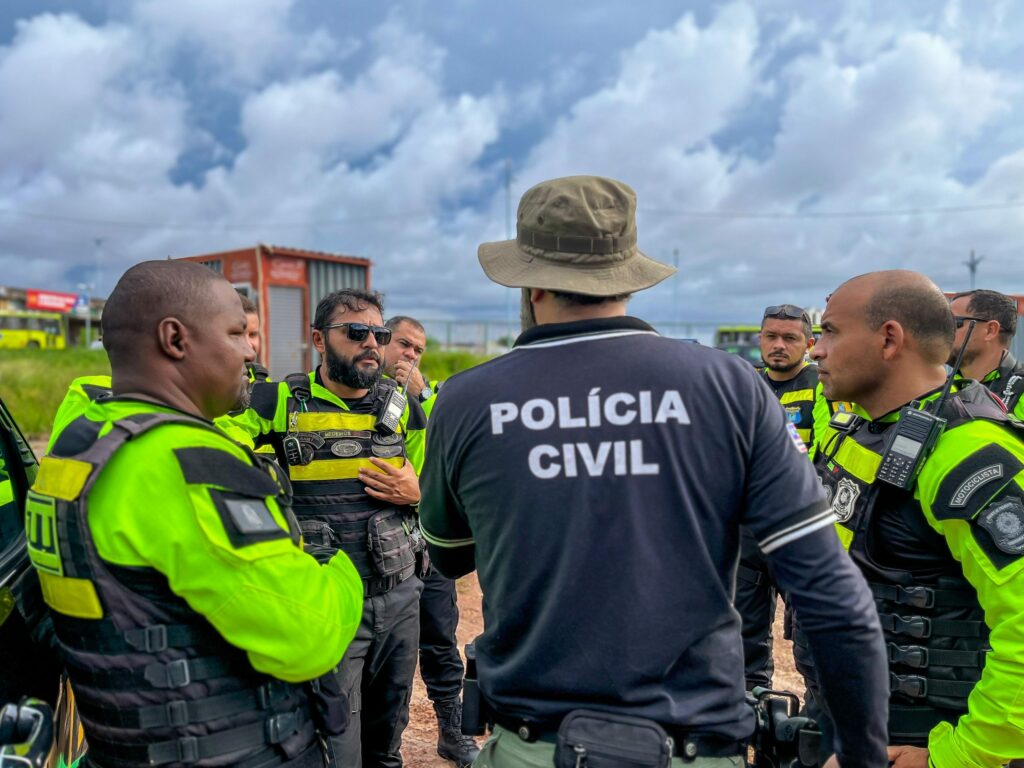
[461,645,744,767]
[299,507,427,593]
[491,711,745,763]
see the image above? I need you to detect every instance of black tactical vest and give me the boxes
[27,411,320,768]
[799,383,1014,743]
[985,353,1024,415]
[258,375,421,596]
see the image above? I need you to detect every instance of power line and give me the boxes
[0,198,1022,232]
[0,208,436,231]
[643,200,1024,220]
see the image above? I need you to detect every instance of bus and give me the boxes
[714,325,762,366]
[714,323,823,367]
[0,310,67,350]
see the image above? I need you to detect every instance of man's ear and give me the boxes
[156,317,188,361]
[529,288,546,305]
[311,328,326,355]
[879,320,905,361]
[806,337,815,352]
[985,319,1002,342]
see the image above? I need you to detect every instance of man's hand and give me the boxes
[888,745,928,767]
[392,360,425,397]
[359,458,421,505]
[822,757,840,768]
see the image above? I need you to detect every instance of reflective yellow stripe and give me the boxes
[797,428,812,443]
[293,412,404,435]
[835,523,854,551]
[33,456,92,501]
[290,456,405,481]
[38,572,103,619]
[833,434,881,484]
[294,412,379,432]
[779,389,815,405]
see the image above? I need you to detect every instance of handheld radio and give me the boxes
[375,356,417,436]
[875,319,976,490]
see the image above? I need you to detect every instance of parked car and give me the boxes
[0,395,84,767]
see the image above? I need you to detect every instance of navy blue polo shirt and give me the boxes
[420,316,887,763]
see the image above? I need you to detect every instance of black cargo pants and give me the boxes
[734,527,776,689]
[418,567,465,703]
[328,575,423,768]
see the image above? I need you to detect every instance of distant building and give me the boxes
[178,244,372,379]
[0,284,104,347]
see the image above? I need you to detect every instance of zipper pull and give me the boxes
[289,411,299,432]
[573,744,586,768]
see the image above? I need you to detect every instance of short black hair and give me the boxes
[102,260,226,365]
[761,305,813,339]
[240,294,259,316]
[385,315,425,334]
[549,290,632,306]
[951,289,1017,344]
[865,282,954,364]
[313,288,385,330]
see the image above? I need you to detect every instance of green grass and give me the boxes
[0,347,490,439]
[0,350,110,438]
[421,349,493,382]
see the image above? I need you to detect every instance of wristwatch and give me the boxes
[419,385,434,402]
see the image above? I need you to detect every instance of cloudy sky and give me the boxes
[1,0,1022,326]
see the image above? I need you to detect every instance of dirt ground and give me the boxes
[403,574,801,768]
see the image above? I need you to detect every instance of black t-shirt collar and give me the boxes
[514,316,657,348]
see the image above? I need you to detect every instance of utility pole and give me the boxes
[964,249,983,290]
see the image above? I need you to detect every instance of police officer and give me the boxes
[25,260,364,768]
[229,289,427,768]
[737,304,819,690]
[419,175,889,768]
[948,289,1024,419]
[381,316,478,768]
[241,294,271,383]
[804,271,1024,767]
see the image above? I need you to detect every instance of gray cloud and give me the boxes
[0,0,1022,328]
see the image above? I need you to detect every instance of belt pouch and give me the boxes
[366,509,415,577]
[555,709,672,768]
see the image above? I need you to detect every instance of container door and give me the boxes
[267,286,306,379]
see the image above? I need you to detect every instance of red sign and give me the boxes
[26,289,78,313]
[266,256,305,285]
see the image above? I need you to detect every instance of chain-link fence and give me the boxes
[420,319,730,354]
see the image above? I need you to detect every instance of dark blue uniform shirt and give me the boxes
[420,316,889,767]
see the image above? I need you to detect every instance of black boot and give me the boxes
[433,697,481,768]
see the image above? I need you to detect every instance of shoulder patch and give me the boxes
[932,443,1024,521]
[971,489,1024,569]
[210,491,289,548]
[977,497,1024,554]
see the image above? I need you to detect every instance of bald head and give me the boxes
[841,271,954,364]
[102,260,228,366]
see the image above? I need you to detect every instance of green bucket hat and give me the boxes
[478,175,676,296]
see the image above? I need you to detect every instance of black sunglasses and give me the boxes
[953,315,985,329]
[319,322,392,345]
[763,304,810,323]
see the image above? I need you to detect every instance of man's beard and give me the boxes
[521,288,537,331]
[326,345,382,389]
[230,373,251,412]
[948,342,977,370]
[764,357,802,374]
